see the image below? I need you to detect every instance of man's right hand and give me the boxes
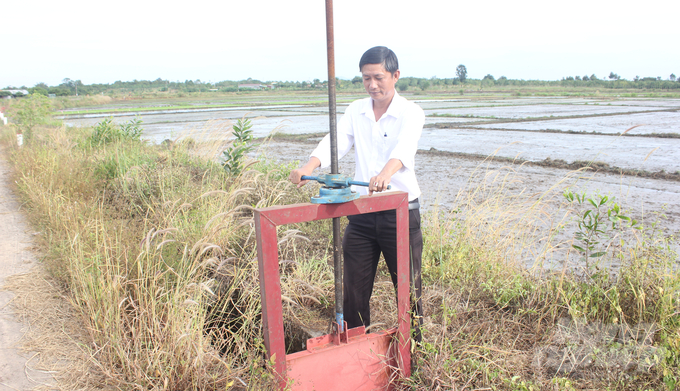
[289,157,321,188]
[289,168,312,188]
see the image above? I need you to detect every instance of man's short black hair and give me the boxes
[359,46,399,75]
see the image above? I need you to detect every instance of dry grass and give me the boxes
[1,120,678,390]
[52,95,114,110]
[1,119,339,390]
[409,153,679,390]
[3,268,104,390]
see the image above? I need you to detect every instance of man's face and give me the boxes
[361,63,400,105]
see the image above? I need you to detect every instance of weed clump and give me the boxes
[89,117,143,146]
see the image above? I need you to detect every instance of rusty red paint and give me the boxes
[287,327,398,390]
[254,192,411,389]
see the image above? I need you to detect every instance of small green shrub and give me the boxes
[8,93,53,139]
[221,117,255,176]
[564,190,639,271]
[89,117,143,146]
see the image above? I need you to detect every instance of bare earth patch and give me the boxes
[259,136,680,269]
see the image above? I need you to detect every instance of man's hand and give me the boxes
[289,168,312,188]
[368,158,403,196]
[368,173,392,195]
[289,157,321,188]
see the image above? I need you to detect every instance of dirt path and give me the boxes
[0,149,54,390]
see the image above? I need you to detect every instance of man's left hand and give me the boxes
[368,158,403,196]
[368,174,391,195]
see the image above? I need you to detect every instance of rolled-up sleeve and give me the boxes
[311,111,355,168]
[388,105,424,172]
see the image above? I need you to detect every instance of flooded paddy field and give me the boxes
[62,94,679,267]
[414,97,599,109]
[425,103,665,119]
[421,127,680,172]
[63,94,680,173]
[469,111,680,135]
[61,106,486,143]
[603,99,680,107]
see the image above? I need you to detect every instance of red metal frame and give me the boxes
[254,192,411,389]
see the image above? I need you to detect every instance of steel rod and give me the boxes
[301,175,391,190]
[325,0,343,331]
[325,1,338,175]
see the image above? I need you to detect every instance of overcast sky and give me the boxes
[3,0,678,88]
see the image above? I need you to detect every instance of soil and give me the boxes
[259,136,680,269]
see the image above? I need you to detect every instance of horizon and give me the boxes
[4,73,676,90]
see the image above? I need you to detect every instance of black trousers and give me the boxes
[342,207,423,340]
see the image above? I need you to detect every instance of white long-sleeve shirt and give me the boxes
[311,92,424,201]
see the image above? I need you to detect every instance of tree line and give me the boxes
[4,66,680,96]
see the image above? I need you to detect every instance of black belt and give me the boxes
[408,198,420,210]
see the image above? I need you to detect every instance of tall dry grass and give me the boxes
[2,120,678,390]
[2,121,333,390]
[412,153,679,389]
[52,94,114,110]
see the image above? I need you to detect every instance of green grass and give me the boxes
[57,99,360,116]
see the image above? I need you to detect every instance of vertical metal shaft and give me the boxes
[325,0,343,331]
[326,0,338,175]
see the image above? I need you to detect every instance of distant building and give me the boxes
[238,84,262,90]
[0,89,30,99]
[237,84,275,91]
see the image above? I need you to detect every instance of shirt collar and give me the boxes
[384,91,403,119]
[360,90,403,120]
[360,97,372,116]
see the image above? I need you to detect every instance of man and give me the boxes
[289,46,424,340]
